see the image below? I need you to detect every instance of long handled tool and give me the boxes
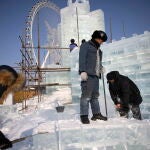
[0,132,49,149]
[101,71,108,117]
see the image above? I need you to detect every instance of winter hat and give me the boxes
[0,65,25,103]
[106,71,120,81]
[70,39,75,43]
[92,30,108,42]
[81,39,86,44]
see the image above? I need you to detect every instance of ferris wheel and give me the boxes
[25,0,60,66]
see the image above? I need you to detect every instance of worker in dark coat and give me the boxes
[106,71,143,120]
[0,65,26,149]
[69,39,78,52]
[79,30,108,124]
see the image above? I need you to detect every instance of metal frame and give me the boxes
[17,0,71,110]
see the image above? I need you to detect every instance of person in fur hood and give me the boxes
[0,65,25,149]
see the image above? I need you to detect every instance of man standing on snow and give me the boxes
[79,30,108,124]
[106,71,143,120]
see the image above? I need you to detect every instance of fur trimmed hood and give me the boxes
[0,68,25,104]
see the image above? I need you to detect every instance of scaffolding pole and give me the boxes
[109,17,112,43]
[37,12,41,103]
[76,7,80,46]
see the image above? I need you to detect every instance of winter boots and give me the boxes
[81,114,107,124]
[80,115,90,124]
[91,113,107,121]
[0,131,12,149]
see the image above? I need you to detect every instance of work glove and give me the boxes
[81,72,88,81]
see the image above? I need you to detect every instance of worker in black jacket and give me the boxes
[106,71,142,120]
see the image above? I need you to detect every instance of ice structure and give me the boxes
[101,31,150,119]
[59,0,105,67]
[13,31,148,149]
[45,64,72,104]
[0,1,150,150]
[60,0,105,48]
[1,42,150,148]
[45,0,106,101]
[0,98,149,150]
[70,31,150,119]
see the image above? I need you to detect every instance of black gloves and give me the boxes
[0,131,12,149]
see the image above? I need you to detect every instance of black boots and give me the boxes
[80,115,90,124]
[81,114,107,124]
[0,131,12,149]
[91,113,107,121]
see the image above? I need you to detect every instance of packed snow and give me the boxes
[0,87,150,150]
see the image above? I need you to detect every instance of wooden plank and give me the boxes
[27,83,71,87]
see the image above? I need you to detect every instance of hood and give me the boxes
[106,71,120,81]
[0,71,25,104]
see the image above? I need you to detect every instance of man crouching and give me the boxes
[106,71,142,120]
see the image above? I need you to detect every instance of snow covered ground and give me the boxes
[0,87,150,150]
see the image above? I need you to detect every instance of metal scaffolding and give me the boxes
[14,0,82,110]
[18,36,71,110]
[18,25,71,107]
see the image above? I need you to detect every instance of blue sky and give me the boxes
[0,0,149,66]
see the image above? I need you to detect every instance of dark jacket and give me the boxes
[0,131,12,149]
[108,73,142,106]
[79,40,102,78]
[69,43,78,52]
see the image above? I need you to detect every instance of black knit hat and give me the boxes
[70,39,75,43]
[92,30,108,42]
[106,71,120,81]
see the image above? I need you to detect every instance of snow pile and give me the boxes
[0,87,150,150]
[0,87,71,140]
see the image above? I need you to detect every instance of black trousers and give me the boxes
[119,104,142,120]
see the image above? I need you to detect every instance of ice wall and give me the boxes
[45,64,72,103]
[70,47,81,102]
[102,31,150,119]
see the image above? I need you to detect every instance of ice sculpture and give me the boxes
[60,0,105,48]
[59,0,105,66]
